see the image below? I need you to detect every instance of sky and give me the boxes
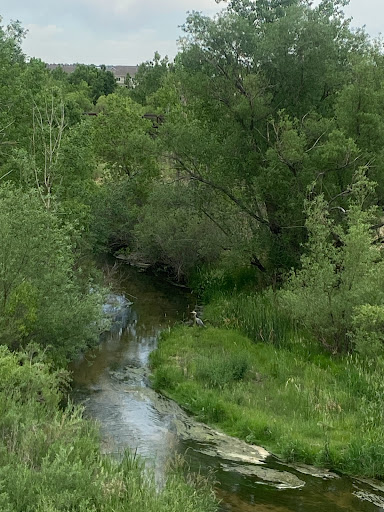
[1,0,383,66]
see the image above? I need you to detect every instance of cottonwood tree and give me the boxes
[0,18,27,166]
[84,1,381,283]
[68,64,117,104]
[31,91,67,209]
[93,93,158,180]
[153,0,369,276]
[128,52,172,106]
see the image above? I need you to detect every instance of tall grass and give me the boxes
[205,291,299,348]
[151,326,384,479]
[0,346,218,512]
[190,265,262,303]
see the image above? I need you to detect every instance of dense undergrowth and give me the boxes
[151,305,384,479]
[0,346,217,512]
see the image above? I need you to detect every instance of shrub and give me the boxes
[0,184,103,363]
[279,170,384,353]
[350,305,384,358]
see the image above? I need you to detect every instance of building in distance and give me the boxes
[46,64,138,86]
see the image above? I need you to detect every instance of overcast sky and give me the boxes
[1,0,383,66]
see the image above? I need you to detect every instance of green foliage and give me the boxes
[151,364,184,391]
[128,52,172,106]
[0,184,102,363]
[68,64,117,104]
[206,290,297,348]
[190,264,262,302]
[351,305,384,358]
[195,351,250,388]
[93,94,158,179]
[134,182,226,280]
[89,176,142,252]
[280,170,384,353]
[151,327,255,418]
[1,7,383,289]
[152,325,384,478]
[149,0,371,277]
[0,18,28,167]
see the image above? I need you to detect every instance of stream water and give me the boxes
[70,265,384,512]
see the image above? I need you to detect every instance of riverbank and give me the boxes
[151,325,384,479]
[0,344,218,512]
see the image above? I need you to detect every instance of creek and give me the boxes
[70,265,384,512]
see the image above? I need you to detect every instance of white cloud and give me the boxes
[2,0,383,66]
[344,0,383,36]
[97,31,178,64]
[79,0,221,16]
[22,24,179,65]
[16,1,222,64]
[74,0,222,36]
[25,23,64,37]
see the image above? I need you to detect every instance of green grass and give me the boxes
[0,346,218,512]
[190,265,262,303]
[204,291,300,348]
[151,325,384,479]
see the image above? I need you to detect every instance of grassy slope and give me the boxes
[151,325,384,479]
[0,347,217,512]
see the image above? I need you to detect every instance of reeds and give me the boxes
[205,291,298,348]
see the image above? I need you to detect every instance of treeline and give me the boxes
[0,16,219,512]
[1,0,384,498]
[2,0,384,359]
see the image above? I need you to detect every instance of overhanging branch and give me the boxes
[171,154,271,228]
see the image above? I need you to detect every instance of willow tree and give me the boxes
[155,0,371,276]
[280,170,384,355]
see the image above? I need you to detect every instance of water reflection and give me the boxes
[71,265,384,512]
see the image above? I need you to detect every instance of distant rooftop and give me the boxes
[47,64,138,79]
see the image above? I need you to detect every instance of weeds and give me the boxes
[0,346,218,512]
[195,351,250,388]
[151,325,384,479]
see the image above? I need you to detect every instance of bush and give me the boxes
[279,171,384,353]
[351,305,384,358]
[0,184,103,363]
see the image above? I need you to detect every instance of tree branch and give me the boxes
[171,155,271,228]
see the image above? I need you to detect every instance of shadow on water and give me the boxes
[70,264,384,512]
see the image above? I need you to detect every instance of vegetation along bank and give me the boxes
[2,0,384,507]
[151,313,384,479]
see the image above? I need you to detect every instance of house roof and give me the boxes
[105,65,138,77]
[46,64,138,77]
[47,64,77,73]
